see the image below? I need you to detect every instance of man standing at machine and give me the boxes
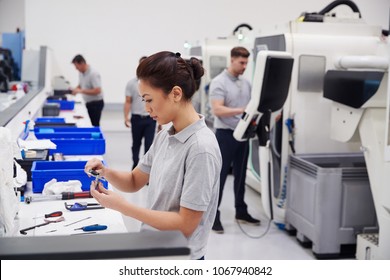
[209,46,260,233]
[71,54,104,127]
[124,56,157,169]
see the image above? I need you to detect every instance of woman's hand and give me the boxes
[84,158,106,177]
[90,182,127,212]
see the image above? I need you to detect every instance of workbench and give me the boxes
[2,93,190,259]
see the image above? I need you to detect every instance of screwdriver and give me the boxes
[33,211,63,219]
[74,224,107,232]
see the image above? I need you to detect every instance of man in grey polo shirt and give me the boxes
[124,56,156,169]
[209,46,260,234]
[71,54,104,126]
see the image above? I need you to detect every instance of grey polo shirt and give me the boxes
[209,69,251,130]
[125,77,148,116]
[138,115,222,259]
[79,66,104,103]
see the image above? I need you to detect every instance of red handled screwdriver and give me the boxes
[33,211,63,219]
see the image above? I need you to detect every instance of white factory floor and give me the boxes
[99,107,317,260]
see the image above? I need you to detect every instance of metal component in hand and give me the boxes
[20,216,65,235]
[88,169,105,180]
[87,169,106,189]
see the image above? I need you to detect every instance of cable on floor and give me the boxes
[236,216,273,239]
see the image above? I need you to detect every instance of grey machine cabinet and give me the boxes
[285,153,378,259]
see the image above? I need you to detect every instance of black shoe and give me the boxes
[212,217,224,234]
[235,213,261,225]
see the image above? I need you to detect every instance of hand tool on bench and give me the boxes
[33,211,63,219]
[25,191,92,204]
[74,224,107,232]
[65,202,104,211]
[20,216,65,235]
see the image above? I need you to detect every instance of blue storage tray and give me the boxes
[46,100,75,110]
[34,127,105,155]
[34,127,101,134]
[31,160,108,193]
[35,117,65,123]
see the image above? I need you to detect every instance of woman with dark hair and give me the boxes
[85,51,222,260]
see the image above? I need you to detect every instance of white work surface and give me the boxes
[17,94,128,237]
[17,191,127,237]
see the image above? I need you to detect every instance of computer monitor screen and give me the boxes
[257,56,294,113]
[233,51,293,142]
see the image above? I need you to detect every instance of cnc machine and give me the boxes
[235,0,389,259]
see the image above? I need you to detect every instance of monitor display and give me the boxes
[257,56,294,113]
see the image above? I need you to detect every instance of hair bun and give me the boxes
[175,52,181,58]
[189,57,204,80]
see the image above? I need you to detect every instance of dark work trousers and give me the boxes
[131,114,156,169]
[215,128,249,218]
[86,99,104,127]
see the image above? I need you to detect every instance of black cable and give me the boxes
[236,213,273,239]
[301,0,362,22]
[232,23,253,35]
[318,0,361,18]
[234,132,274,239]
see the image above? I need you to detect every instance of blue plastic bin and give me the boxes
[46,100,75,110]
[31,160,108,193]
[35,117,65,123]
[34,127,105,155]
[34,117,76,128]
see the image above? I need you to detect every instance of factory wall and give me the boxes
[0,0,25,35]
